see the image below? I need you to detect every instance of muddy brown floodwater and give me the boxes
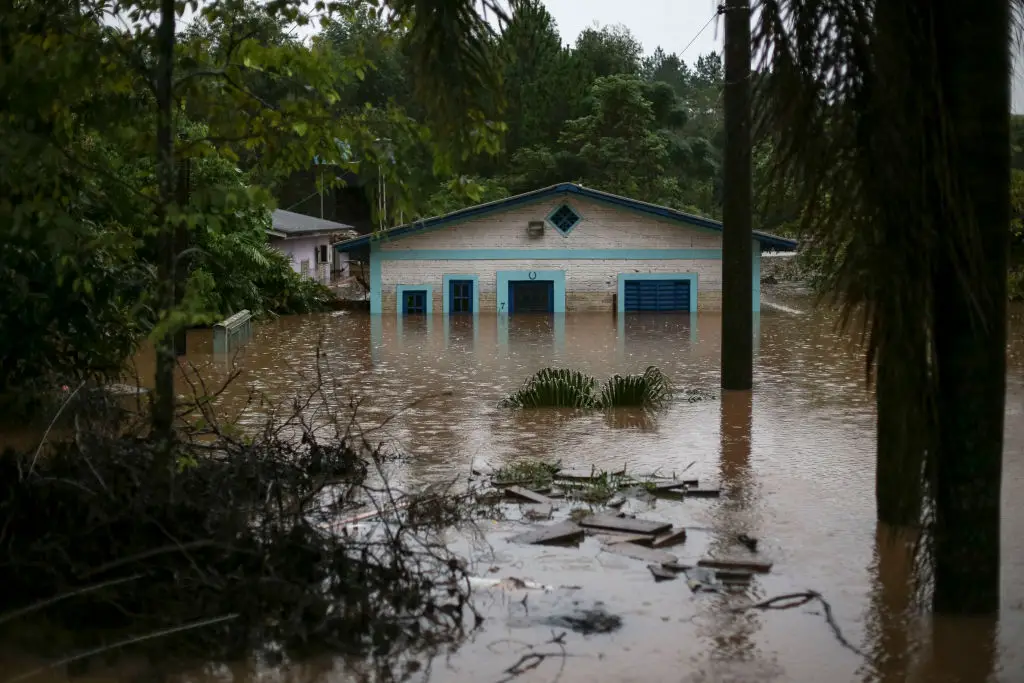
[13,288,1024,683]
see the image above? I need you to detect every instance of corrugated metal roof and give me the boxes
[270,209,355,237]
[333,183,799,252]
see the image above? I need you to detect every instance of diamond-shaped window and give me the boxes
[548,204,581,236]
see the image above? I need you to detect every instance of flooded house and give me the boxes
[333,183,798,315]
[268,209,358,283]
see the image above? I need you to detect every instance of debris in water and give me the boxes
[651,528,688,549]
[578,513,671,535]
[685,566,723,593]
[661,560,693,573]
[601,541,677,565]
[606,495,626,508]
[509,520,585,546]
[648,563,677,581]
[504,485,556,505]
[543,605,623,634]
[737,533,759,552]
[593,532,653,547]
[468,576,553,591]
[523,503,553,520]
[470,459,494,477]
[698,557,773,574]
[686,487,722,498]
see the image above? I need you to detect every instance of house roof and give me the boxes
[332,183,799,252]
[269,209,356,239]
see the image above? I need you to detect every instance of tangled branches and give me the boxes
[0,358,481,681]
[731,591,866,658]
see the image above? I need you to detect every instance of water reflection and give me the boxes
[19,301,1018,683]
[699,390,762,670]
[861,524,918,683]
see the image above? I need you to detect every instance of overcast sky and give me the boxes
[537,0,1024,113]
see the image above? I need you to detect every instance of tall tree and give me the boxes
[558,75,682,205]
[498,0,575,156]
[754,0,1010,613]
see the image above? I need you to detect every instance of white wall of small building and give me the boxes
[374,194,757,313]
[270,235,348,282]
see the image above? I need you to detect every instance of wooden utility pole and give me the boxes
[720,0,753,391]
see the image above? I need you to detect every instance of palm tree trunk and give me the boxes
[930,0,1009,615]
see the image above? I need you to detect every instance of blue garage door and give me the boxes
[623,280,691,312]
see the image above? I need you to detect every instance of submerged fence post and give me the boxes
[212,309,253,355]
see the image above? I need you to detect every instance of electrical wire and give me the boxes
[681,7,724,57]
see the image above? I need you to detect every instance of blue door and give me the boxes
[623,280,691,312]
[402,289,427,315]
[508,280,554,313]
[449,279,474,313]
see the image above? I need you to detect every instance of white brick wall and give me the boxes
[381,259,721,293]
[380,196,723,251]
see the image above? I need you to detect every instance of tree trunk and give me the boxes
[151,0,177,444]
[930,0,1009,615]
[720,0,753,391]
[874,347,926,527]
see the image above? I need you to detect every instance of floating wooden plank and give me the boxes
[651,528,688,549]
[554,468,601,481]
[602,542,677,564]
[697,558,773,574]
[594,533,653,547]
[578,514,671,536]
[686,487,721,498]
[661,560,693,573]
[509,521,584,546]
[504,486,556,505]
[648,563,677,581]
[649,479,686,491]
[715,568,753,582]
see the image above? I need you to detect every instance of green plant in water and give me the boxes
[499,368,599,409]
[596,366,673,409]
[500,366,679,411]
[493,459,560,488]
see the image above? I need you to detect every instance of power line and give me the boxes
[680,8,723,57]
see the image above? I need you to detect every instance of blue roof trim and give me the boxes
[334,183,798,252]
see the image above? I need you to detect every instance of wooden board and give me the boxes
[715,568,753,581]
[509,521,584,546]
[601,542,677,564]
[686,488,721,498]
[578,514,672,536]
[651,528,688,548]
[649,479,686,491]
[594,533,653,547]
[648,563,677,581]
[661,560,693,573]
[504,485,556,505]
[697,558,773,573]
[554,468,601,481]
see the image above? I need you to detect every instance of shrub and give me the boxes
[500,366,677,411]
[499,368,599,409]
[596,366,673,409]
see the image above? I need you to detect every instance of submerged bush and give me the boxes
[597,366,673,409]
[0,374,478,679]
[499,368,599,409]
[500,366,677,411]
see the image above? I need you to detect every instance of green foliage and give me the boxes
[597,366,674,409]
[492,459,560,488]
[500,368,600,409]
[500,366,675,410]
